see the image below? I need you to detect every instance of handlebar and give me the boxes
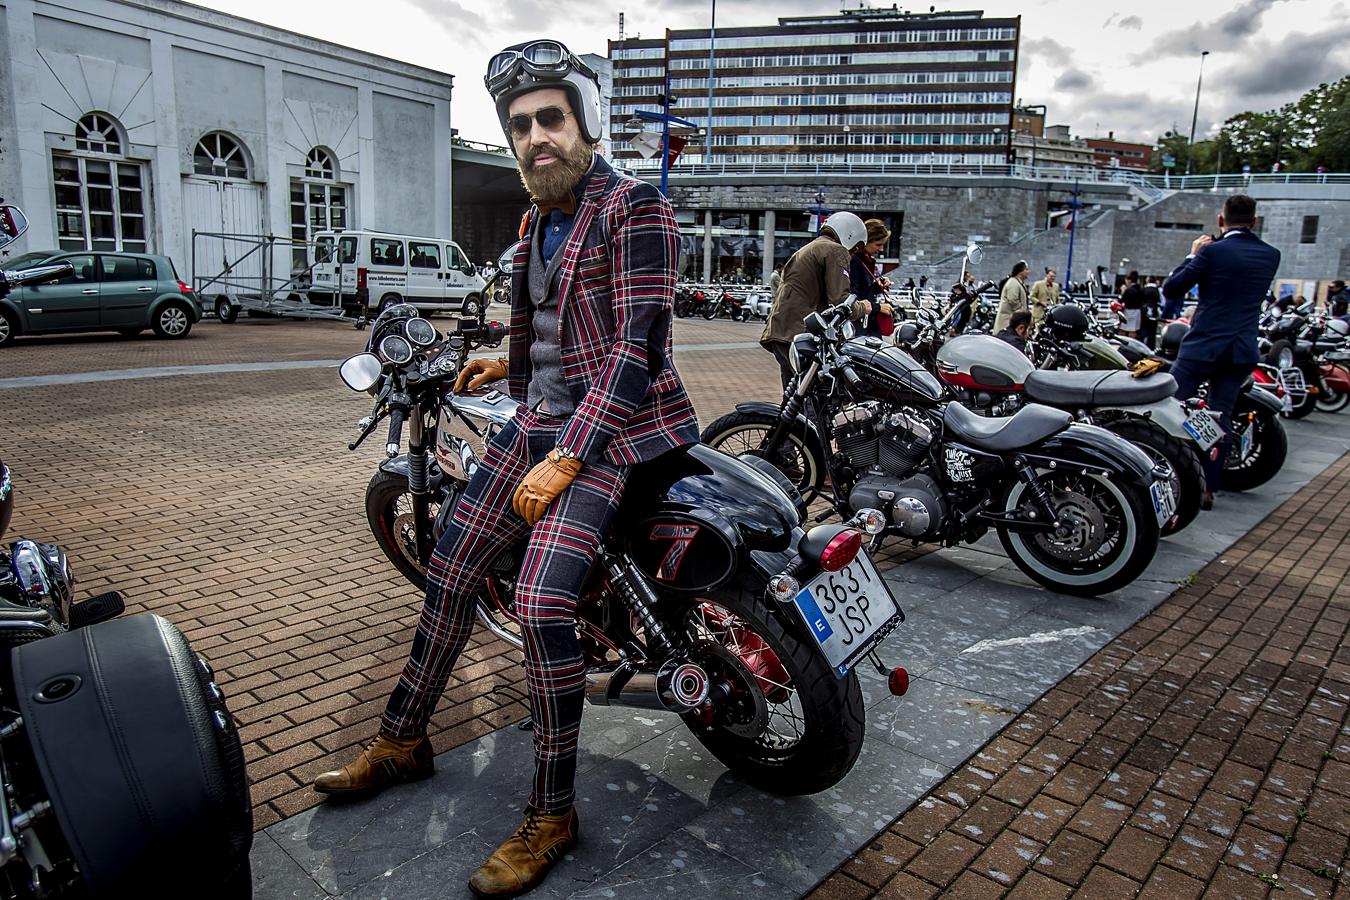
[0,262,74,293]
[385,391,411,458]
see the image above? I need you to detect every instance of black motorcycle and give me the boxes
[0,209,251,898]
[703,300,1171,597]
[338,302,909,795]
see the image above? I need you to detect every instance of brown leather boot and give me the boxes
[468,806,579,897]
[312,733,433,797]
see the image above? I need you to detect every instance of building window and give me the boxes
[290,181,347,272]
[1301,216,1319,244]
[74,112,122,155]
[193,132,250,179]
[305,147,336,180]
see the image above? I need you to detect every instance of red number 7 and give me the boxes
[649,524,700,581]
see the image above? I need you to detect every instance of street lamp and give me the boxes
[705,0,716,164]
[1185,50,1210,176]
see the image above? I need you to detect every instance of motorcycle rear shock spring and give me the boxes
[602,555,676,659]
[1012,456,1057,522]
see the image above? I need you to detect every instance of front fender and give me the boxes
[378,454,449,495]
[733,400,826,448]
[1020,422,1159,486]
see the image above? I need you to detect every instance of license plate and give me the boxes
[1181,409,1223,451]
[1150,479,1177,526]
[1238,420,1253,460]
[792,553,902,677]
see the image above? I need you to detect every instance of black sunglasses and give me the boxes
[508,106,573,138]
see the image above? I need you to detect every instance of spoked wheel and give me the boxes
[681,586,864,795]
[702,410,825,502]
[365,469,445,592]
[998,468,1159,596]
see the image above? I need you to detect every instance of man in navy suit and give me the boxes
[1163,194,1281,507]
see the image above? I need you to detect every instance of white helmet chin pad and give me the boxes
[822,212,867,252]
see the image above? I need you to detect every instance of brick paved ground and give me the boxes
[2,316,925,831]
[806,454,1350,899]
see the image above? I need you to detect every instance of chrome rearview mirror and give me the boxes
[965,243,983,265]
[339,353,383,393]
[0,206,29,251]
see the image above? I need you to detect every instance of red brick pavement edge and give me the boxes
[807,453,1350,900]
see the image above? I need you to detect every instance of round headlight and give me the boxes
[405,317,437,347]
[379,334,414,364]
[789,341,802,372]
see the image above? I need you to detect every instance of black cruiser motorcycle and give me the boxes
[0,206,250,898]
[704,300,1172,597]
[339,302,909,794]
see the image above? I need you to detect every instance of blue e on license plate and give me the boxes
[793,553,902,676]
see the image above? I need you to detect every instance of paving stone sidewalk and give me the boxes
[808,454,1350,900]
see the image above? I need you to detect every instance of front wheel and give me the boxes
[365,468,448,592]
[1102,418,1204,536]
[681,584,865,795]
[702,409,825,502]
[1223,407,1287,491]
[702,301,721,320]
[998,468,1160,597]
[1316,379,1350,413]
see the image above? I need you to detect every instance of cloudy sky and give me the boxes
[202,0,1345,146]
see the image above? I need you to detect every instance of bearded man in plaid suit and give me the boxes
[312,39,699,897]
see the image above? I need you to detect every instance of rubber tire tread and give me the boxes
[681,580,866,795]
[152,302,194,339]
[1223,408,1288,492]
[366,469,429,592]
[1103,418,1204,536]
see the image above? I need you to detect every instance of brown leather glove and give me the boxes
[453,356,508,393]
[513,450,583,525]
[1131,357,1166,379]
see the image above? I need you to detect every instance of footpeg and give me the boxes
[68,591,125,628]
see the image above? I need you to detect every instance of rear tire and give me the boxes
[702,409,826,502]
[681,584,865,795]
[1102,418,1203,536]
[152,302,193,339]
[1223,407,1287,492]
[998,468,1160,596]
[380,293,403,312]
[462,294,482,319]
[214,296,238,324]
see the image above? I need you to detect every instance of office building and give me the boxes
[1087,134,1153,171]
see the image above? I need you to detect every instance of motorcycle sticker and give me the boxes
[944,447,975,482]
[650,524,700,581]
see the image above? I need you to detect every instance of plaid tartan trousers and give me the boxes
[381,408,627,812]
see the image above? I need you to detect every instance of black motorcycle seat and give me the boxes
[1023,370,1177,407]
[943,402,1072,452]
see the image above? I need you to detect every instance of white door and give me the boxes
[182,177,265,297]
[406,240,446,305]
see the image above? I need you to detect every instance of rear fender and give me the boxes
[1018,422,1159,486]
[1322,363,1350,392]
[1107,399,1191,442]
[1238,382,1284,415]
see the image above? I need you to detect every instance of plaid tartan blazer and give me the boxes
[507,155,700,466]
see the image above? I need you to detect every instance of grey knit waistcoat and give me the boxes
[525,218,578,416]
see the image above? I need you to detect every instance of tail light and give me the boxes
[177,280,194,295]
[819,529,862,572]
[357,267,368,290]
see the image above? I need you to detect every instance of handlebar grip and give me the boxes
[841,365,865,390]
[385,405,407,457]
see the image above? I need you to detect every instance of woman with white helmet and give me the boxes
[760,211,869,390]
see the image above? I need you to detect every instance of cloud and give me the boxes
[1118,15,1143,30]
[1148,0,1280,58]
[403,0,490,44]
[1214,24,1350,100]
[1054,68,1094,91]
[1023,36,1071,57]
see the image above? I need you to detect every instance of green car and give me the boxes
[0,251,202,347]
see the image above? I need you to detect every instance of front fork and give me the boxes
[761,361,819,456]
[405,409,434,565]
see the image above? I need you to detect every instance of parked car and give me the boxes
[0,251,201,346]
[308,229,486,319]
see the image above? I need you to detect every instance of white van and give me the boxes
[309,230,487,318]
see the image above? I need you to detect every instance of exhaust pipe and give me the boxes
[584,659,710,713]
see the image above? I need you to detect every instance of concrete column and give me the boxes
[262,62,289,280]
[149,34,182,262]
[434,97,451,239]
[702,209,713,282]
[761,208,775,285]
[357,85,375,229]
[5,0,55,247]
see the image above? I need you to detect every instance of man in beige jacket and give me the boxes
[761,211,867,390]
[1029,268,1060,323]
[993,260,1031,334]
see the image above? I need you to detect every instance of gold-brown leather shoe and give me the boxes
[468,806,579,897]
[312,733,433,797]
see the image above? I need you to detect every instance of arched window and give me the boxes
[193,132,250,179]
[74,112,123,155]
[305,147,335,180]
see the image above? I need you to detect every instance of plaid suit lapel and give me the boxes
[554,159,614,331]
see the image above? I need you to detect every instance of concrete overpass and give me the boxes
[451,141,527,264]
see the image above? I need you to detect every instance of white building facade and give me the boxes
[0,0,453,287]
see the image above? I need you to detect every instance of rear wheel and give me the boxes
[1316,380,1350,413]
[998,468,1159,596]
[1223,407,1287,491]
[379,293,403,312]
[462,294,482,319]
[681,585,865,795]
[214,296,238,324]
[1102,418,1204,535]
[702,410,825,502]
[153,302,193,339]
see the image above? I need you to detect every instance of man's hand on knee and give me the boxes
[513,449,583,525]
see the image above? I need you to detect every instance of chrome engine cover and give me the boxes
[849,473,947,540]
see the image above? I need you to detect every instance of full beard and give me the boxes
[518,140,594,204]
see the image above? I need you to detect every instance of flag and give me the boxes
[628,130,664,160]
[666,135,687,167]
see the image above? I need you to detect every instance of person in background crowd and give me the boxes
[769,262,783,298]
[1140,276,1163,347]
[852,218,895,338]
[1327,279,1348,317]
[1029,268,1060,324]
[996,310,1033,352]
[993,260,1030,333]
[761,211,868,390]
[919,275,929,290]
[949,272,977,335]
[1120,271,1145,338]
[1163,193,1280,510]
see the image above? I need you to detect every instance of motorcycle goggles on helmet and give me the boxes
[485,40,597,96]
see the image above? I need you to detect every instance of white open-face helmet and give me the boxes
[822,212,867,252]
[485,40,604,152]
